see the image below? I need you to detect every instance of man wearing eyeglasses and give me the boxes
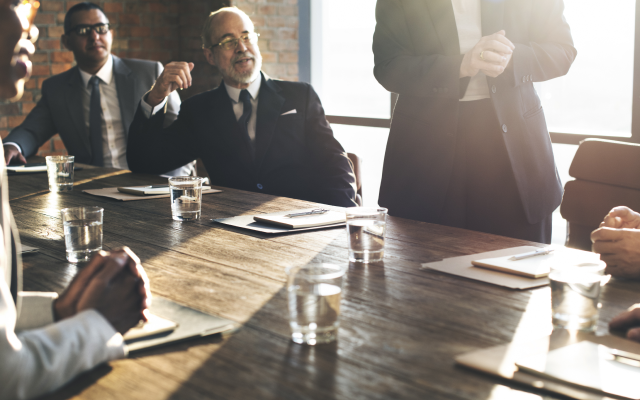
[126,7,357,207]
[3,2,193,176]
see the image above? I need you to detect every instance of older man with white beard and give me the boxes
[127,7,357,207]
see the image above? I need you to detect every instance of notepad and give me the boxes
[117,185,212,196]
[516,341,640,400]
[6,163,47,173]
[123,313,178,341]
[253,209,346,229]
[471,247,600,279]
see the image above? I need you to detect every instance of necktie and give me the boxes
[89,76,104,167]
[238,89,253,157]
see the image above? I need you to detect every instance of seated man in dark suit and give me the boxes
[127,7,357,207]
[3,2,193,176]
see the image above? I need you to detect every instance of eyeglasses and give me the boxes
[66,23,110,36]
[12,0,40,30]
[210,32,260,51]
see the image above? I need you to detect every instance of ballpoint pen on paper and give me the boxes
[509,248,555,261]
[285,209,330,218]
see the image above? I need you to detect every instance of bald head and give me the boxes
[201,7,254,50]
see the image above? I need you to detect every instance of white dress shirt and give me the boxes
[451,0,491,101]
[141,74,262,153]
[78,55,128,168]
[0,146,125,399]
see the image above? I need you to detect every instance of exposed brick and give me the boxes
[120,14,141,25]
[21,103,37,114]
[20,91,33,102]
[34,13,55,25]
[53,135,67,150]
[48,26,65,38]
[0,118,6,129]
[51,63,72,75]
[30,53,48,63]
[41,1,64,12]
[130,26,151,38]
[37,39,60,50]
[51,51,74,63]
[280,51,297,64]
[103,2,124,13]
[8,115,26,128]
[0,130,9,139]
[24,79,36,89]
[0,104,20,115]
[31,64,50,76]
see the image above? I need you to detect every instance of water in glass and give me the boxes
[46,159,74,192]
[550,268,603,331]
[288,282,342,345]
[170,186,202,221]
[347,219,386,263]
[63,219,103,262]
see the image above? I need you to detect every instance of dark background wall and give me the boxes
[0,0,300,157]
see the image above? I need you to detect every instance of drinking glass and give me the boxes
[46,155,74,192]
[168,176,205,221]
[60,206,103,263]
[346,207,387,263]
[550,260,607,331]
[286,263,348,345]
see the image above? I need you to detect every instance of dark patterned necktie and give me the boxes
[89,76,104,167]
[238,89,253,157]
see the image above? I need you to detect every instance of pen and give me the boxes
[146,185,169,189]
[285,209,329,218]
[509,248,554,261]
[610,349,640,367]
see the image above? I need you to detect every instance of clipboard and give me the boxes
[125,296,238,354]
[213,209,345,237]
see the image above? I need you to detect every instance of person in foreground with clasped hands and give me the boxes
[591,206,640,342]
[0,1,151,398]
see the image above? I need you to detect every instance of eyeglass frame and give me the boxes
[65,23,111,36]
[209,32,260,51]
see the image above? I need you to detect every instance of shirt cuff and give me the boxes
[4,142,22,154]
[74,309,127,360]
[15,291,58,332]
[140,91,168,118]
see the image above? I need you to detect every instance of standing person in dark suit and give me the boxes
[127,7,357,208]
[3,2,193,176]
[373,0,576,243]
[0,1,150,398]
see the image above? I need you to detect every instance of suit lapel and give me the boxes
[254,74,285,170]
[481,0,505,36]
[423,0,460,55]
[113,55,135,137]
[64,67,91,155]
[212,85,255,174]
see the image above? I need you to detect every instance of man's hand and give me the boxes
[54,248,151,334]
[591,227,640,279]
[146,62,195,107]
[610,304,640,341]
[600,206,640,229]
[460,30,514,79]
[3,145,26,165]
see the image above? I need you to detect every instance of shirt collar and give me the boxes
[79,54,114,88]
[224,73,262,104]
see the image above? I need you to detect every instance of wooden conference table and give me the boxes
[10,164,640,400]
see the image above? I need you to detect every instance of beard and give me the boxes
[225,50,262,84]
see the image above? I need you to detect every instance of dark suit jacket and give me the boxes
[127,74,357,207]
[5,55,180,166]
[373,0,577,224]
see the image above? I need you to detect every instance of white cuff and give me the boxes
[140,91,168,118]
[15,291,58,332]
[73,309,127,360]
[4,142,23,154]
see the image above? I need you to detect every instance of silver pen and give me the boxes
[509,248,554,261]
[285,209,330,218]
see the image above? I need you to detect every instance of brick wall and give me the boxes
[0,0,299,158]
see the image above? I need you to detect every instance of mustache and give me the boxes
[232,52,255,63]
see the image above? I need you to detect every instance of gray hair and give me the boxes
[201,7,253,49]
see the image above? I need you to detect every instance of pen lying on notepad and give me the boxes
[509,248,554,261]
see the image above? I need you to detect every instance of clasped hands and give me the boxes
[460,30,514,79]
[53,247,151,334]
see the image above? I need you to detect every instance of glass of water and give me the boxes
[168,176,205,221]
[60,206,103,263]
[346,207,388,263]
[46,155,74,192]
[550,260,607,331]
[286,263,348,345]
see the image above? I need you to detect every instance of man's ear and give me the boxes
[203,48,216,67]
[61,34,70,51]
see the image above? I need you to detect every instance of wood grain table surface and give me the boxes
[9,164,640,400]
